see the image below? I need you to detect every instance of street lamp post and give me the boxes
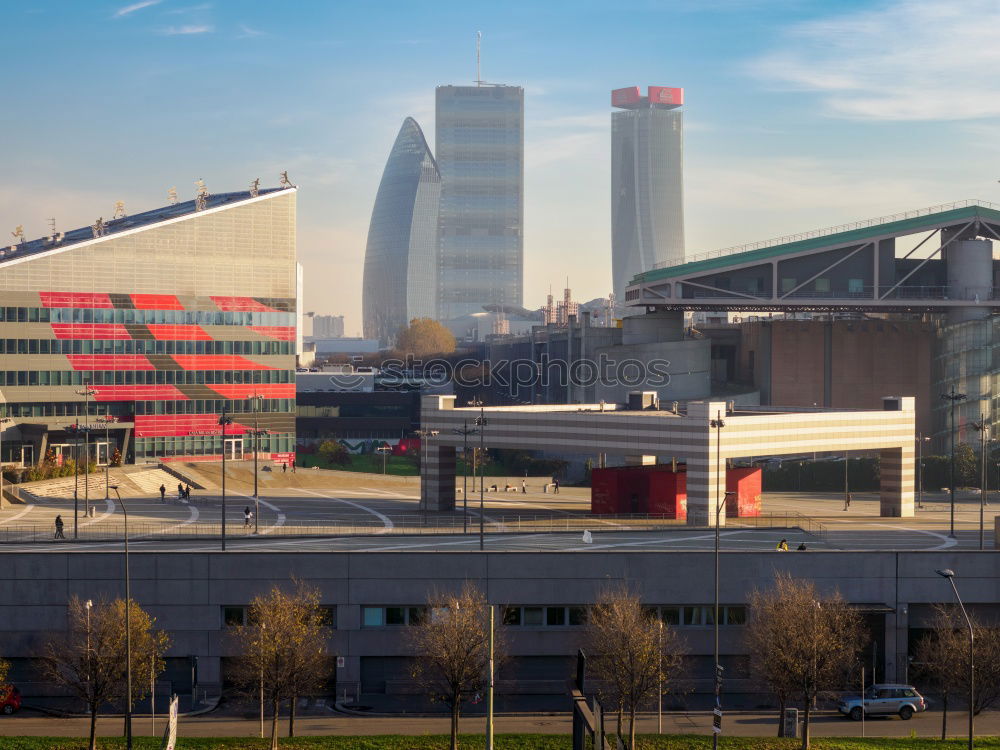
[85,599,93,695]
[657,619,663,734]
[100,414,116,501]
[709,409,729,750]
[413,429,440,513]
[0,411,10,509]
[219,405,233,552]
[109,485,132,750]
[259,622,266,739]
[247,394,266,534]
[917,434,931,509]
[452,422,479,534]
[376,444,391,474]
[972,417,989,550]
[76,382,97,519]
[475,407,488,551]
[941,387,968,537]
[936,569,974,750]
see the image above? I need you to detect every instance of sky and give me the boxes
[4,0,1000,335]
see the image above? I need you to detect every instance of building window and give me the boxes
[362,606,427,627]
[223,606,247,627]
[652,605,746,627]
[502,606,588,627]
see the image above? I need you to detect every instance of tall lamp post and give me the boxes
[917,433,931,509]
[936,569,974,750]
[475,407,488,551]
[452,422,479,533]
[971,417,989,550]
[247,394,266,534]
[413,428,440,513]
[709,409,730,750]
[109,484,132,750]
[100,414,117,501]
[76,382,97,519]
[219,405,233,551]
[941,387,968,537]
[0,409,10,509]
[376,444,391,474]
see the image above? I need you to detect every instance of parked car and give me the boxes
[1,685,21,715]
[838,684,926,720]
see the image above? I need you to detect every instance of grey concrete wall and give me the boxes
[1,549,997,699]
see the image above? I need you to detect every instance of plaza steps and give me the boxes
[16,467,182,502]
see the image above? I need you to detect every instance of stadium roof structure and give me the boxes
[626,199,1000,313]
[1,186,292,268]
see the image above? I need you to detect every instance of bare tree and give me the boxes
[228,581,332,750]
[584,586,684,750]
[42,596,169,750]
[746,574,866,750]
[408,582,504,750]
[914,603,1000,737]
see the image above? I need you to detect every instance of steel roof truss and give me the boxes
[778,242,873,299]
[879,220,974,300]
[678,278,770,302]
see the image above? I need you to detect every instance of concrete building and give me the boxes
[2,548,990,703]
[362,118,441,346]
[611,86,685,306]
[0,186,298,467]
[312,315,345,339]
[436,84,524,321]
[420,395,916,523]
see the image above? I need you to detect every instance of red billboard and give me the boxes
[647,86,683,107]
[611,86,642,107]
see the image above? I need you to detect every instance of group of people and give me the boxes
[159,483,192,501]
[775,538,808,551]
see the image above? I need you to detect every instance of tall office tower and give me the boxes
[436,84,524,321]
[313,314,345,338]
[362,117,442,346]
[611,85,685,307]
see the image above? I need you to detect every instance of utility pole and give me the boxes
[973,416,989,550]
[219,404,233,552]
[476,406,488,551]
[709,409,727,750]
[941,387,967,538]
[486,603,494,750]
[453,421,478,534]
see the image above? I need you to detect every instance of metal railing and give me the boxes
[687,285,1000,302]
[0,511,825,545]
[653,199,1000,269]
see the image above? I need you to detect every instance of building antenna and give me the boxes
[476,30,482,87]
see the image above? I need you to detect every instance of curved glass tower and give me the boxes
[363,117,441,346]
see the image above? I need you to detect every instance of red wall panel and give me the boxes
[210,296,278,312]
[146,324,212,341]
[130,294,184,310]
[51,324,131,340]
[725,468,762,517]
[92,385,187,402]
[67,354,154,371]
[171,355,277,371]
[40,292,113,308]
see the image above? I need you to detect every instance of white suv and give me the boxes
[839,684,927,720]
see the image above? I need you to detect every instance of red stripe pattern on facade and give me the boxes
[91,385,188,402]
[67,354,156,371]
[130,294,184,310]
[51,324,131,340]
[210,296,279,312]
[145,324,213,341]
[207,384,296,399]
[170,355,277,371]
[39,292,114,308]
[249,326,296,341]
[134,414,252,438]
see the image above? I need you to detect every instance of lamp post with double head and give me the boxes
[709,410,730,750]
[917,433,931,509]
[100,414,116,501]
[475,407,488,551]
[108,484,132,750]
[936,569,974,750]
[941,387,968,537]
[219,405,233,551]
[247,394,266,533]
[0,409,9,510]
[971,417,989,550]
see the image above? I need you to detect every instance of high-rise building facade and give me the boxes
[313,314,345,339]
[436,84,524,321]
[611,85,685,306]
[363,117,441,346]
[0,187,297,467]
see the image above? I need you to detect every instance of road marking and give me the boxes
[160,497,200,535]
[0,503,35,526]
[297,489,396,531]
[562,530,746,552]
[255,497,287,535]
[80,497,115,527]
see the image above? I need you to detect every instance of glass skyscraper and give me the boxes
[611,85,685,306]
[362,117,441,346]
[435,84,524,321]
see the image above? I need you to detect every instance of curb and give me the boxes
[23,695,220,719]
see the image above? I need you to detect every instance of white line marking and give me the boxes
[255,497,287,535]
[81,497,115,527]
[562,530,745,552]
[0,503,35,526]
[298,489,394,532]
[160,497,200,535]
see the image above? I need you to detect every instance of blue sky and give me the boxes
[4,0,999,333]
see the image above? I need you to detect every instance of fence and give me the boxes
[0,511,826,544]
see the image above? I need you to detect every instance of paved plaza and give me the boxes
[0,464,994,552]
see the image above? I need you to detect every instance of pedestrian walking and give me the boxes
[184,484,191,500]
[521,479,527,494]
[775,538,789,551]
[159,484,166,502]
[177,483,184,501]
[843,492,852,511]
[553,478,560,494]
[54,515,65,540]
[797,542,808,551]
[243,506,254,532]
[282,463,287,473]
[291,462,295,473]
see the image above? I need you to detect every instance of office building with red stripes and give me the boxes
[0,185,297,467]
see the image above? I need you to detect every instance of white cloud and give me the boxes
[113,0,161,17]
[160,24,213,35]
[237,23,264,38]
[746,0,1000,121]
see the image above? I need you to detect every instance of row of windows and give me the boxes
[223,606,335,628]
[360,605,748,629]
[0,339,291,356]
[297,404,413,419]
[0,306,293,326]
[134,433,296,459]
[1,370,293,387]
[135,399,293,416]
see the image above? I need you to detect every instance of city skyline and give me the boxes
[4,0,1000,334]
